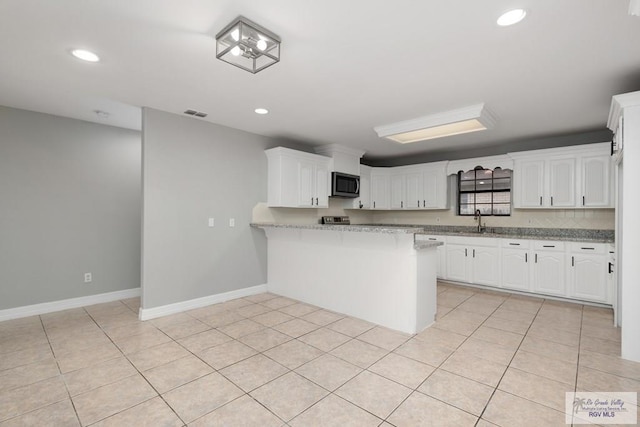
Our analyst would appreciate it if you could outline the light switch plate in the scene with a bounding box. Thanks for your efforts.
[208,218,215,227]
[229,218,235,227]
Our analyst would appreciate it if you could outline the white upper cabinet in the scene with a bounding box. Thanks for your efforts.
[580,154,612,207]
[379,162,448,210]
[265,147,330,208]
[548,158,576,207]
[370,169,390,210]
[512,142,612,209]
[352,165,371,209]
[390,172,405,209]
[516,160,545,207]
[422,165,448,208]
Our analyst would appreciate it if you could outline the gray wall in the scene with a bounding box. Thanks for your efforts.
[142,108,273,309]
[0,106,141,310]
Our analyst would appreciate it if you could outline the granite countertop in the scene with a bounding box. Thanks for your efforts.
[251,223,614,243]
[250,223,425,234]
[412,225,614,244]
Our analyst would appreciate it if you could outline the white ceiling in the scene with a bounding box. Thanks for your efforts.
[1,1,639,161]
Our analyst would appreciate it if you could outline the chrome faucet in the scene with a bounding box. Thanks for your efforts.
[474,209,485,233]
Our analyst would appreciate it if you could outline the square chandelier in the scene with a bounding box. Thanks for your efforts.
[215,16,281,74]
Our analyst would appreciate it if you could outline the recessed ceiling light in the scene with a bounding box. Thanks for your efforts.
[255,108,269,115]
[497,9,527,26]
[70,49,100,62]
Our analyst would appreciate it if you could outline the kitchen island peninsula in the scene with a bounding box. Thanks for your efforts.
[251,223,441,334]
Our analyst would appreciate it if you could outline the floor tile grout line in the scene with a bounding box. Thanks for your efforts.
[80,305,190,427]
[477,296,584,424]
[381,286,510,425]
[0,315,83,426]
[467,291,545,424]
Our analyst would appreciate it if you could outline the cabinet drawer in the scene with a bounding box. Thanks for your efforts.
[447,235,498,247]
[569,242,607,254]
[416,235,446,243]
[532,241,565,251]
[501,239,531,249]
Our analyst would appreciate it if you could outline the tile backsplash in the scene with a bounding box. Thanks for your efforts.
[252,199,614,230]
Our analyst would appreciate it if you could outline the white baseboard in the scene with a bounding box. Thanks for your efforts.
[139,284,268,321]
[0,288,141,322]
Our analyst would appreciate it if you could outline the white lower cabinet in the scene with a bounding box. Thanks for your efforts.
[439,236,612,305]
[445,237,499,287]
[568,243,610,303]
[531,242,567,297]
[501,240,531,292]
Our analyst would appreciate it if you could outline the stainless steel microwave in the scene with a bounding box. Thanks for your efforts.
[332,172,360,198]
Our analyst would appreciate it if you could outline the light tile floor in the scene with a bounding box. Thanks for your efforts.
[1,283,639,426]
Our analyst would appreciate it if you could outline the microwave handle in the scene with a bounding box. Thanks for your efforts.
[355,178,360,194]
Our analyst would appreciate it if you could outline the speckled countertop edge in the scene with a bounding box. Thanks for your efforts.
[250,223,614,243]
[411,225,614,243]
[250,223,425,234]
[414,241,444,250]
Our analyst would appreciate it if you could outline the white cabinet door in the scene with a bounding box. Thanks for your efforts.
[390,174,405,209]
[266,147,330,208]
[548,158,576,207]
[298,160,315,207]
[422,167,444,208]
[315,164,329,208]
[570,254,609,303]
[405,172,422,209]
[446,245,469,282]
[581,155,612,207]
[471,246,500,286]
[371,172,390,210]
[516,160,544,207]
[532,251,566,296]
[501,248,530,291]
[354,166,371,209]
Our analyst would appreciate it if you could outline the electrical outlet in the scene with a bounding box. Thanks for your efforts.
[84,273,92,283]
[208,217,215,227]
[436,217,440,223]
[229,218,235,227]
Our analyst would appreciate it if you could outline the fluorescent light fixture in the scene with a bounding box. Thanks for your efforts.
[497,9,527,26]
[374,103,496,144]
[70,49,100,62]
[215,16,281,73]
[254,108,269,115]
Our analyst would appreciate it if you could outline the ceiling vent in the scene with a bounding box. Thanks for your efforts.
[184,109,208,118]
